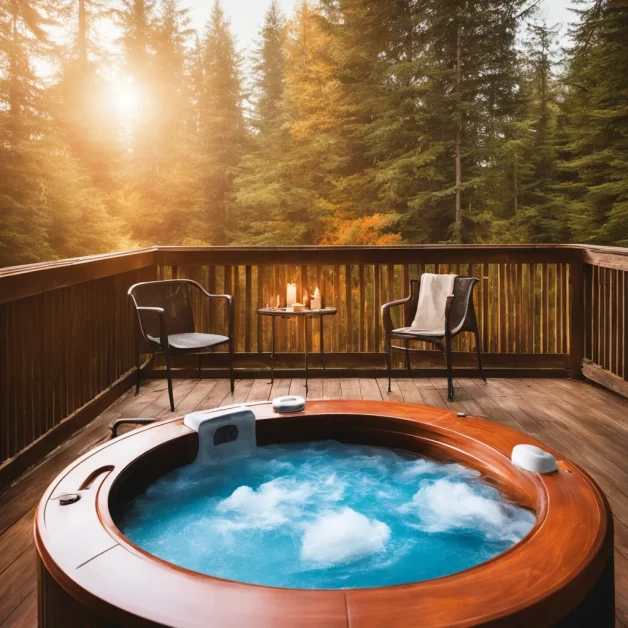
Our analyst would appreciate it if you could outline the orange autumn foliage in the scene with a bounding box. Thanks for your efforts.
[319,214,402,245]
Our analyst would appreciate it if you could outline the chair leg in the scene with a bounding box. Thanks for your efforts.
[135,346,141,395]
[164,350,175,412]
[445,338,454,402]
[229,340,235,393]
[405,340,412,375]
[386,338,393,393]
[475,330,486,382]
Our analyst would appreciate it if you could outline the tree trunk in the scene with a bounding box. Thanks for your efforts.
[455,23,462,239]
[514,158,518,213]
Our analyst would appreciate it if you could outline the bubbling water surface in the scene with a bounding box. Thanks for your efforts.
[117,441,535,589]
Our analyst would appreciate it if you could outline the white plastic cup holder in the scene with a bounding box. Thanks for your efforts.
[272,395,306,413]
[511,444,557,474]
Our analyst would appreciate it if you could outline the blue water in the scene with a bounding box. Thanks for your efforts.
[117,441,535,589]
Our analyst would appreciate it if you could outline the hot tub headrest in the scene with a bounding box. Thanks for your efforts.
[184,405,256,465]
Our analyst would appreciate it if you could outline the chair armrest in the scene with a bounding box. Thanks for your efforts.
[135,306,169,348]
[202,293,234,338]
[381,296,411,334]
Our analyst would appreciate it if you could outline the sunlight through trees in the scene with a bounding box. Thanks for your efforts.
[0,0,627,266]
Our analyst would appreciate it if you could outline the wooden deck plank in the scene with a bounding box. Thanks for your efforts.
[321,379,342,400]
[396,380,424,404]
[0,508,34,576]
[173,380,219,414]
[219,379,254,407]
[197,379,233,408]
[412,378,436,390]
[305,379,324,400]
[246,379,273,403]
[269,378,291,399]
[289,379,308,398]
[0,589,36,628]
[359,378,383,401]
[155,379,202,418]
[0,549,35,626]
[376,378,404,403]
[420,388,448,409]
[340,378,361,399]
[1,376,627,625]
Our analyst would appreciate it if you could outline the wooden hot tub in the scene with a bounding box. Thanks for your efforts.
[35,400,614,627]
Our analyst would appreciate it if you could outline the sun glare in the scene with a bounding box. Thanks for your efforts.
[111,78,142,120]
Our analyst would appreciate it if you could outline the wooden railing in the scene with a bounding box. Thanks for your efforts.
[154,246,578,369]
[580,246,628,395]
[0,243,626,490]
[0,250,157,487]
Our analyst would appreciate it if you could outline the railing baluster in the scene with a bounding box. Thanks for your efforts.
[359,264,365,353]
[374,264,380,354]
[345,265,352,352]
[245,266,252,353]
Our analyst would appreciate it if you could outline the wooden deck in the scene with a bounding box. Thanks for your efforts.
[1,376,627,627]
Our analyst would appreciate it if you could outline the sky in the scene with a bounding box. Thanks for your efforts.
[185,0,576,53]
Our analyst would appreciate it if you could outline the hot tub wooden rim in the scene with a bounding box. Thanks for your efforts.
[35,400,613,628]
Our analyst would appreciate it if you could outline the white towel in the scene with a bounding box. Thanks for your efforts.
[410,273,457,334]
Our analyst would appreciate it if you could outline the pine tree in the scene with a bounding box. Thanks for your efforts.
[0,0,56,264]
[232,0,296,244]
[316,0,413,245]
[52,0,119,181]
[253,0,286,128]
[316,0,532,244]
[560,0,628,244]
[200,0,247,245]
[114,0,157,166]
[423,0,534,242]
[153,0,193,151]
[509,21,569,243]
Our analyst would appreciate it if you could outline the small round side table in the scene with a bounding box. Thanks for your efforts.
[257,307,337,389]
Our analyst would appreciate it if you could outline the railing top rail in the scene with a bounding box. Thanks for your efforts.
[155,244,583,266]
[574,244,628,270]
[0,248,157,304]
[1,243,626,305]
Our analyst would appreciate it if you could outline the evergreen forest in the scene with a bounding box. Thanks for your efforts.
[1,0,627,267]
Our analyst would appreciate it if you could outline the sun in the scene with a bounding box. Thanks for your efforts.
[111,77,143,120]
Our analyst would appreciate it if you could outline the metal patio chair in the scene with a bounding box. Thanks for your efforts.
[382,277,485,401]
[128,279,234,412]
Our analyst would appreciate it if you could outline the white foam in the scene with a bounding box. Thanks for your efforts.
[215,475,345,532]
[398,459,480,481]
[301,508,391,566]
[403,479,535,543]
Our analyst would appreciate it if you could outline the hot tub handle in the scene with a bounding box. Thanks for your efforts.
[111,418,157,439]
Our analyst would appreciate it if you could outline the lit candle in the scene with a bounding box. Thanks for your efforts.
[287,283,297,309]
[311,287,322,311]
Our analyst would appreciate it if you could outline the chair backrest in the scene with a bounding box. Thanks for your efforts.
[448,277,479,334]
[129,280,195,340]
[406,276,479,334]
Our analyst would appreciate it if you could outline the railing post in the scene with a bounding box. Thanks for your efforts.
[569,262,585,378]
